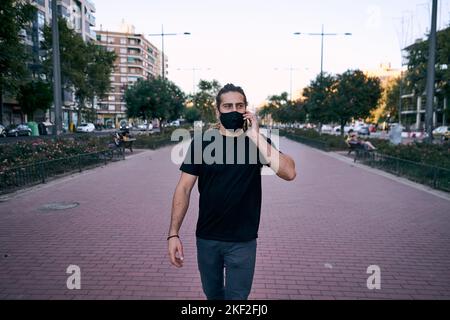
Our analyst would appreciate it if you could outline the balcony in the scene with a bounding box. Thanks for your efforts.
[87,13,95,26]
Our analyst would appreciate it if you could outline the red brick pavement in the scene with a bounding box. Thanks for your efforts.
[0,136,449,300]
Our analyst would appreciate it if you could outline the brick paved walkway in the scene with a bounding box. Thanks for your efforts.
[0,135,449,300]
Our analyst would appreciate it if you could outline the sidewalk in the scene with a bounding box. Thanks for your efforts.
[0,137,449,300]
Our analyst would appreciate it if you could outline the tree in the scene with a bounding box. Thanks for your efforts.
[259,92,306,126]
[330,70,382,135]
[183,106,201,124]
[125,77,185,132]
[384,77,401,122]
[302,73,337,128]
[43,19,116,123]
[0,0,36,123]
[85,42,116,114]
[191,80,221,123]
[16,80,53,120]
[403,27,450,117]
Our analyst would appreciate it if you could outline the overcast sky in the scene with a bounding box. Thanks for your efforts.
[93,0,450,109]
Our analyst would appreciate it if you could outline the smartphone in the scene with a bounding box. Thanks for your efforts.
[243,119,249,132]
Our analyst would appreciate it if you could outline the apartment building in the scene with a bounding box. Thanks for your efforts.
[95,26,163,128]
[0,0,97,127]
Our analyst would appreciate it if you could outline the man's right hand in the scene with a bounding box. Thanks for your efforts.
[168,237,184,268]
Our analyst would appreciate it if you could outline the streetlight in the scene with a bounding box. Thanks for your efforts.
[51,0,62,135]
[176,67,212,93]
[274,66,309,101]
[294,24,352,77]
[148,25,191,79]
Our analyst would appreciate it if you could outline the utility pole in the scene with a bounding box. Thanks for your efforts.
[294,25,352,78]
[149,26,191,79]
[425,0,438,142]
[51,0,62,135]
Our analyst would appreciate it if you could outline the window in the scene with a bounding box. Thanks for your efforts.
[120,48,127,54]
[108,96,115,101]
[120,57,126,63]
[37,11,45,29]
[109,76,115,82]
[130,68,136,74]
[120,67,127,73]
[108,105,115,111]
[101,35,107,42]
[107,47,115,52]
[121,77,127,83]
[120,38,127,45]
[107,37,114,44]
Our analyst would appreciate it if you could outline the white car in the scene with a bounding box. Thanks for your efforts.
[76,123,95,133]
[137,123,153,131]
[321,124,333,132]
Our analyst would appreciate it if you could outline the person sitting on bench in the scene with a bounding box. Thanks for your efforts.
[346,129,376,151]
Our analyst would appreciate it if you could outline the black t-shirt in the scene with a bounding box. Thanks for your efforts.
[179,129,280,242]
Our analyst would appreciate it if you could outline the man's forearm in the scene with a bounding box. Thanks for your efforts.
[247,131,280,171]
[247,131,296,181]
[169,186,191,236]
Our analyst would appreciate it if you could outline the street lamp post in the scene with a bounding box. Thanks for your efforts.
[176,67,212,94]
[148,25,191,79]
[425,0,438,142]
[274,66,308,101]
[294,24,352,77]
[51,0,63,135]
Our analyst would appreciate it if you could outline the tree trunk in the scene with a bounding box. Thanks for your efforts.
[0,86,3,125]
[159,118,164,134]
[340,120,345,137]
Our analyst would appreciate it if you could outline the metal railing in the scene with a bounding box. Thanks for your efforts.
[283,133,330,151]
[0,148,124,194]
[358,152,450,192]
[282,131,449,192]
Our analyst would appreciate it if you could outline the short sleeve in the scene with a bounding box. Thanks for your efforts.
[180,139,202,176]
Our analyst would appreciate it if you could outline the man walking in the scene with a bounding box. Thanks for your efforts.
[168,83,296,300]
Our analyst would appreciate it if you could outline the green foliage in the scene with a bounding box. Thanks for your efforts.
[42,19,116,116]
[16,80,53,119]
[303,73,337,124]
[404,27,450,99]
[191,80,221,123]
[183,107,201,123]
[260,92,306,124]
[330,70,382,132]
[124,77,185,126]
[0,0,36,94]
[0,137,108,171]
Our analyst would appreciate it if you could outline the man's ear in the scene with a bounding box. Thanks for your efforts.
[216,108,220,120]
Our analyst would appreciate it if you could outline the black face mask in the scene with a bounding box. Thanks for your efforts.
[219,111,245,130]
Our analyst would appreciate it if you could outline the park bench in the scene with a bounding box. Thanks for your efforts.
[119,138,136,153]
[346,141,373,163]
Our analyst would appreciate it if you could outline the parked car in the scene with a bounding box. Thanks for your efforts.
[321,124,333,133]
[333,125,354,134]
[432,126,449,141]
[357,125,370,136]
[168,120,181,127]
[76,123,95,133]
[0,124,6,137]
[6,124,32,137]
[137,123,153,131]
